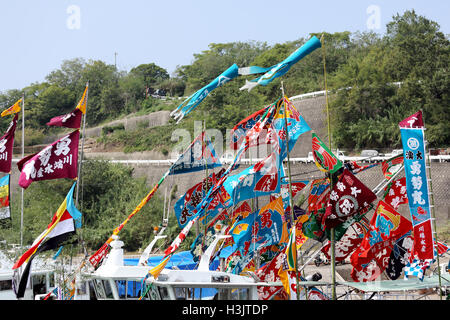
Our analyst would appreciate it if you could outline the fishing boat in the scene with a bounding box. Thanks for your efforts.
[82,234,275,300]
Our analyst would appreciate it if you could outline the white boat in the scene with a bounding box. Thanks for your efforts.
[83,235,273,300]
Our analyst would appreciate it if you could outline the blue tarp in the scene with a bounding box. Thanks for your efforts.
[123,246,234,271]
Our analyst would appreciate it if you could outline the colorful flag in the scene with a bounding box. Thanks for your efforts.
[284,226,297,272]
[229,106,268,150]
[350,200,412,282]
[322,219,369,262]
[383,177,408,209]
[223,150,282,206]
[312,133,343,174]
[256,251,285,300]
[17,130,80,189]
[170,64,240,123]
[404,259,432,281]
[12,183,82,298]
[148,253,173,280]
[169,131,222,175]
[174,168,226,228]
[0,114,18,173]
[75,84,88,114]
[386,232,414,280]
[1,98,21,117]
[322,169,376,229]
[399,110,434,260]
[346,160,379,175]
[269,96,311,160]
[230,197,285,258]
[0,175,11,224]
[381,154,404,180]
[240,36,321,92]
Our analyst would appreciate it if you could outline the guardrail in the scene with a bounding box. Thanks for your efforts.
[10,155,449,166]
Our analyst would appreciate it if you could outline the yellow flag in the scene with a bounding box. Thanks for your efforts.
[149,254,172,279]
[75,85,88,114]
[1,98,22,117]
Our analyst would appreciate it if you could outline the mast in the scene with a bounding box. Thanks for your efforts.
[20,93,24,248]
[75,81,89,207]
[321,34,337,300]
[422,109,442,300]
[280,81,301,299]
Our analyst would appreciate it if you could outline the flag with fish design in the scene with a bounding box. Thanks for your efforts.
[240,36,321,92]
[350,200,412,282]
[381,154,404,180]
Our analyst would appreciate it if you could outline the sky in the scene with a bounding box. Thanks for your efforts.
[0,0,449,92]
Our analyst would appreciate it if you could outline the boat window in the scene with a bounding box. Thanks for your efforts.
[31,274,47,296]
[93,279,106,299]
[174,287,195,300]
[115,280,142,299]
[0,280,12,291]
[231,288,249,300]
[48,273,55,288]
[102,280,114,299]
[157,286,169,300]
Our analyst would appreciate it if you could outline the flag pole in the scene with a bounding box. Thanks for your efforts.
[421,109,442,300]
[75,82,88,207]
[320,34,337,300]
[75,82,89,257]
[280,81,301,300]
[20,93,25,248]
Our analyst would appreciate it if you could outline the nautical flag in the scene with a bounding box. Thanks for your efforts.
[0,114,18,173]
[270,179,309,224]
[47,108,83,129]
[270,96,311,160]
[381,154,404,180]
[230,197,285,258]
[386,232,414,280]
[164,217,198,257]
[229,106,268,150]
[285,226,297,272]
[240,36,322,92]
[321,219,369,263]
[311,133,342,174]
[149,253,173,280]
[322,169,376,229]
[174,168,226,228]
[75,84,88,114]
[256,251,285,300]
[346,160,379,175]
[170,64,241,123]
[169,131,222,175]
[1,98,21,117]
[383,177,408,210]
[223,150,282,206]
[0,175,11,224]
[350,200,412,282]
[403,259,432,281]
[12,183,82,298]
[399,110,434,260]
[17,130,80,189]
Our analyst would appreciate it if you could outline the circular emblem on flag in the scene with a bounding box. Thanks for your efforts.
[407,137,420,150]
[335,195,359,218]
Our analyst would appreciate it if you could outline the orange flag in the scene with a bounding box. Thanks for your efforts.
[1,98,22,117]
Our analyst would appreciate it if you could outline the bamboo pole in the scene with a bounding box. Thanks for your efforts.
[280,82,302,300]
[421,109,442,300]
[320,34,337,300]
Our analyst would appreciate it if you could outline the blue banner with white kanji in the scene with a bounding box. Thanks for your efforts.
[400,127,434,260]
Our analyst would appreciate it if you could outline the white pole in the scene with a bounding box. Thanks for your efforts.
[75,82,89,207]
